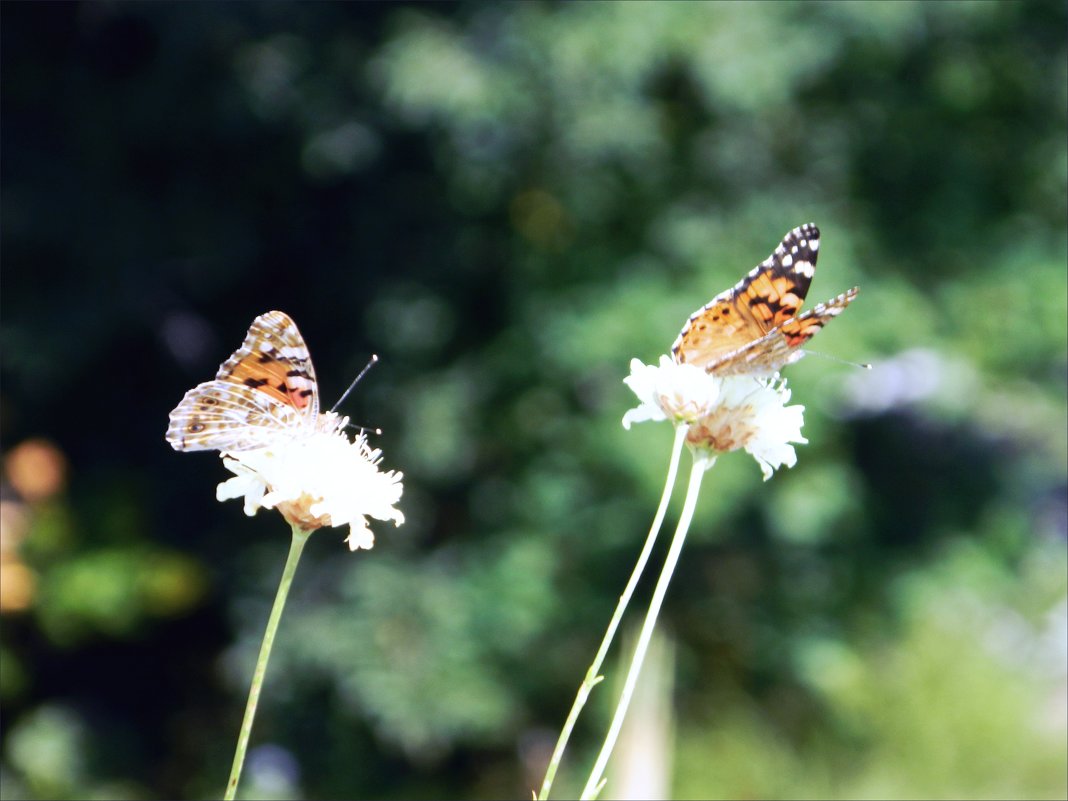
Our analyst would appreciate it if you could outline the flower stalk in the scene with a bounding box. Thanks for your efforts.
[541,355,806,797]
[538,424,689,801]
[225,523,312,800]
[579,450,712,800]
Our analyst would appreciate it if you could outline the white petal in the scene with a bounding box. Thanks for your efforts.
[622,403,665,430]
[344,519,376,551]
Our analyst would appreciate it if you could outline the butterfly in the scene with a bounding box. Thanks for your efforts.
[166,311,331,453]
[671,223,858,376]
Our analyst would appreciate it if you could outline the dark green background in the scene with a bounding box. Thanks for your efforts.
[2,2,1065,799]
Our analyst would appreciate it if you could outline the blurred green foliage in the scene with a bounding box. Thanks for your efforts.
[1,2,1065,799]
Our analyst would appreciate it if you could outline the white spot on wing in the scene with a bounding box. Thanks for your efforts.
[278,345,307,360]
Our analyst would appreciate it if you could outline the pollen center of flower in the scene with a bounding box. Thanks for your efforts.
[276,493,331,532]
[686,405,758,453]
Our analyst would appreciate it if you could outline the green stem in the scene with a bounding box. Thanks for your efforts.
[580,449,712,800]
[224,524,312,800]
[538,425,688,801]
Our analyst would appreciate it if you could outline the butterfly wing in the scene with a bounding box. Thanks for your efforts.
[166,310,320,452]
[672,223,853,375]
[166,379,308,452]
[711,286,859,375]
[216,310,319,421]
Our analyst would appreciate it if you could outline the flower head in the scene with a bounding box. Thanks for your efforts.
[622,356,725,429]
[216,412,405,550]
[622,356,807,480]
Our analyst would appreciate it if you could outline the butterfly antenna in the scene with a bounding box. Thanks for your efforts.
[330,354,379,413]
[805,349,872,370]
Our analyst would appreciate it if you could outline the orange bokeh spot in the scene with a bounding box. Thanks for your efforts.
[0,561,36,612]
[5,438,68,503]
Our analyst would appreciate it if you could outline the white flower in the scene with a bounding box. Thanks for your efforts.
[216,412,405,550]
[622,356,725,429]
[622,356,807,480]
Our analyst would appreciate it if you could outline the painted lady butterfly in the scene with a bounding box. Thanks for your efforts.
[671,223,858,376]
[167,311,332,453]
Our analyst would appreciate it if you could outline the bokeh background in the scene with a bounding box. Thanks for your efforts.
[2,2,1066,799]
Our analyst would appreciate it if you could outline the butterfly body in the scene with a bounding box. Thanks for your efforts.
[167,311,329,453]
[671,223,857,376]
